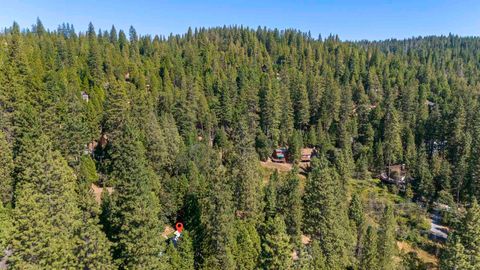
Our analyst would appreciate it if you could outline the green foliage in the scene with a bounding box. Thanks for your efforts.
[348,193,366,264]
[264,170,279,220]
[105,123,167,269]
[10,134,113,268]
[3,21,480,268]
[383,101,403,165]
[291,72,310,131]
[79,155,98,183]
[0,202,13,252]
[440,235,469,270]
[402,252,429,270]
[277,168,303,247]
[261,215,293,270]
[255,130,271,161]
[303,156,350,269]
[308,240,326,270]
[288,130,303,163]
[278,83,294,146]
[349,194,365,228]
[355,153,370,180]
[377,204,397,270]
[76,171,115,269]
[0,131,13,205]
[166,231,195,270]
[359,226,379,270]
[231,145,263,222]
[233,220,261,270]
[200,168,236,270]
[414,145,434,202]
[455,199,480,268]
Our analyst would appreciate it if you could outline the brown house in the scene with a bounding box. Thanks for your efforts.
[380,164,408,186]
[301,148,314,162]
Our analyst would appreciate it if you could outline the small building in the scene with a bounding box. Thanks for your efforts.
[426,100,436,107]
[99,134,108,149]
[272,148,287,163]
[84,140,98,155]
[380,164,407,187]
[301,148,314,162]
[81,91,89,102]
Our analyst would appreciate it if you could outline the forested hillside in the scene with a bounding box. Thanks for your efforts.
[1,19,480,269]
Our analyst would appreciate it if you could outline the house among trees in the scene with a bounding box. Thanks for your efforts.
[380,164,408,187]
[271,148,287,163]
[301,148,315,162]
[426,100,436,107]
[84,140,98,155]
[99,134,108,149]
[81,91,89,102]
[271,147,316,163]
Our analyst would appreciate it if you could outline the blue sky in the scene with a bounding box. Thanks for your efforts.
[1,0,479,41]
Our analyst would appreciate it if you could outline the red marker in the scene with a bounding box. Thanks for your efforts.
[175,222,184,233]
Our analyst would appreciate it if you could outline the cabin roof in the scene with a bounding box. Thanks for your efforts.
[301,148,313,156]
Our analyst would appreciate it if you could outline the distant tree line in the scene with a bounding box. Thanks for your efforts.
[1,19,480,269]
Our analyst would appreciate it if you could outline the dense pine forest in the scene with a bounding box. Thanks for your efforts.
[1,19,480,269]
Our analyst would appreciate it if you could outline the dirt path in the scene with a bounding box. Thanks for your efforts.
[91,183,114,204]
[260,159,308,179]
[260,159,293,172]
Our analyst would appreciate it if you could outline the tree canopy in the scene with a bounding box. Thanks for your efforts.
[0,20,479,269]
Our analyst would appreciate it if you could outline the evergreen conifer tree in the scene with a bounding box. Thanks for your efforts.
[106,123,167,269]
[383,101,403,166]
[264,170,279,220]
[0,202,13,253]
[440,235,469,270]
[200,168,236,270]
[308,240,326,270]
[348,193,365,259]
[10,135,82,268]
[377,204,397,270]
[359,226,379,270]
[415,145,434,201]
[0,131,13,205]
[458,199,480,267]
[303,156,348,269]
[261,215,293,270]
[234,220,261,270]
[277,168,303,247]
[76,157,115,269]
